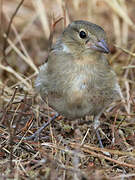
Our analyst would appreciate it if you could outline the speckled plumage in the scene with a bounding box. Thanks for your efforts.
[35,20,121,124]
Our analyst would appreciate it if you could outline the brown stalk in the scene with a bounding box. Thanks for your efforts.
[2,0,25,65]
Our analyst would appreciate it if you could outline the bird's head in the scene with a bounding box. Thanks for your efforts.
[61,20,110,56]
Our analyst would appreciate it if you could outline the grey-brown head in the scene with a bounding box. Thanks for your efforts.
[61,20,110,55]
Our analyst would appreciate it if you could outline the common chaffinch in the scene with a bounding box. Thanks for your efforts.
[35,20,122,145]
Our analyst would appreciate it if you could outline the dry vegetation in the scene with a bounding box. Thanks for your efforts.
[0,0,135,179]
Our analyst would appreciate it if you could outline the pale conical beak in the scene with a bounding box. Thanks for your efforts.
[90,39,110,54]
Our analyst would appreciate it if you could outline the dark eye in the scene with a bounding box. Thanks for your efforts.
[79,31,87,39]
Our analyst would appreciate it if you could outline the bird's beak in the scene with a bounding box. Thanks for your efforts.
[87,39,110,54]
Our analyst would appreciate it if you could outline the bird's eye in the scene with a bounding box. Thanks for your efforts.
[79,30,87,39]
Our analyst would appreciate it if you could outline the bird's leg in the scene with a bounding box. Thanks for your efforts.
[93,110,104,148]
[17,113,60,141]
[93,111,111,156]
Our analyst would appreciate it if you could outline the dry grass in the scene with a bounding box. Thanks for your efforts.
[0,0,135,179]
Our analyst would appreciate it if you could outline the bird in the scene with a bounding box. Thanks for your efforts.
[34,20,122,145]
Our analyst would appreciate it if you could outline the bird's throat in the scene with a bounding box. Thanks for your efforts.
[74,52,103,65]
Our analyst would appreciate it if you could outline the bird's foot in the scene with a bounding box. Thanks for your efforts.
[93,115,110,156]
[93,116,103,147]
[95,128,110,156]
[17,113,59,141]
[95,129,104,148]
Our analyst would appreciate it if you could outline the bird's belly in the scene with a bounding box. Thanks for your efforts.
[65,88,108,118]
[47,79,120,119]
[48,88,109,119]
[48,88,89,118]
